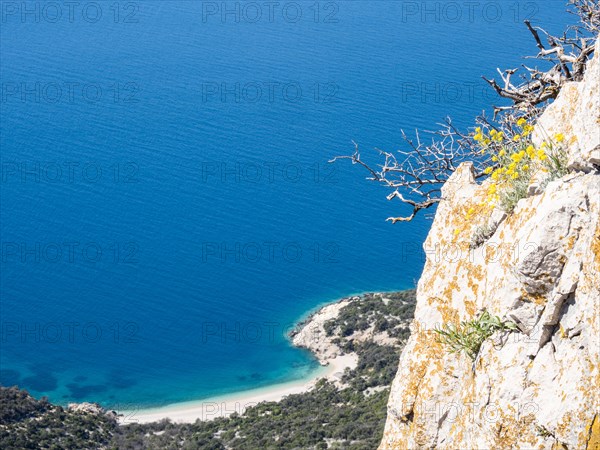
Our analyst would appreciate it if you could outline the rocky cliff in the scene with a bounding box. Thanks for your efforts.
[380,40,600,449]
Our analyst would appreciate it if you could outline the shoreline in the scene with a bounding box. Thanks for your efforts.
[120,294,368,424]
[122,354,357,424]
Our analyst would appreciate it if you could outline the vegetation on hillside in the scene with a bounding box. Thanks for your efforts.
[1,290,416,450]
[0,386,117,449]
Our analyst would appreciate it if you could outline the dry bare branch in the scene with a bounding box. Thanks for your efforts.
[332,1,598,222]
[483,0,598,115]
[329,118,491,222]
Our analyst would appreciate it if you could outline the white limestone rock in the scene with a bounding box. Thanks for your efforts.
[380,41,600,450]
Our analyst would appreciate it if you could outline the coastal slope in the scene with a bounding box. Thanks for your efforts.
[1,291,416,449]
[379,40,600,449]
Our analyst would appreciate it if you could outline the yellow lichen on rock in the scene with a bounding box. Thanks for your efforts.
[586,415,600,450]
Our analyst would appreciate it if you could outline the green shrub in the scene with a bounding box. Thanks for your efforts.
[434,310,517,360]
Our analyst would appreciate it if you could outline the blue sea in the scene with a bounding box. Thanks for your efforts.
[0,1,569,409]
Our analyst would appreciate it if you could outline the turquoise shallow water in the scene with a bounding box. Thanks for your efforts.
[0,1,569,408]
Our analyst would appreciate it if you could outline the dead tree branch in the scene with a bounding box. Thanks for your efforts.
[483,0,598,115]
[332,0,598,222]
[329,119,491,222]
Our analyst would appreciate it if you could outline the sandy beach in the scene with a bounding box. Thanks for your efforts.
[122,354,357,424]
[120,298,360,424]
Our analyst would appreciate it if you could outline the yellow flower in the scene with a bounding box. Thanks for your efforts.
[508,162,517,170]
[517,118,527,127]
[523,125,534,134]
[491,171,500,181]
[493,132,504,142]
[512,172,519,179]
[511,152,523,163]
[537,149,547,161]
[513,134,521,142]
[490,129,497,136]
[554,133,565,143]
[454,229,460,236]
[526,145,535,158]
[522,164,530,171]
[475,127,481,133]
[488,184,497,194]
[474,133,483,142]
[499,149,506,157]
[486,193,499,204]
[484,167,493,174]
[467,207,475,216]
[491,156,498,162]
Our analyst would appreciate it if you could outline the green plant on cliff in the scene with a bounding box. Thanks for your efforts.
[434,310,518,361]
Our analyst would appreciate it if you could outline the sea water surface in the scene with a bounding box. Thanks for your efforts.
[0,1,569,408]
